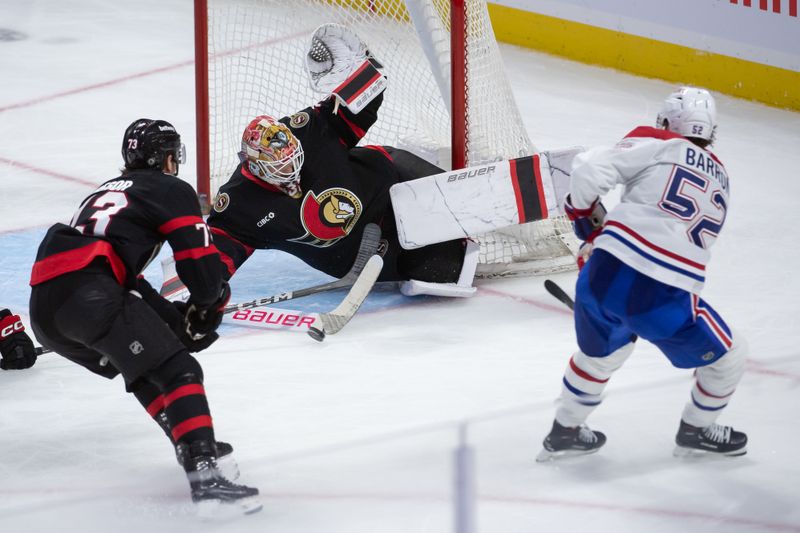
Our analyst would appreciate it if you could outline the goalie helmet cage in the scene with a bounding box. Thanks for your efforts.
[193,0,577,277]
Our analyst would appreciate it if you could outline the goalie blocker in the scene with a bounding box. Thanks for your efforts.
[390,148,581,249]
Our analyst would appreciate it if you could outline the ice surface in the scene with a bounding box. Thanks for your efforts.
[1,1,799,532]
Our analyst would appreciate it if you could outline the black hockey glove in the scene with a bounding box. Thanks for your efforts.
[183,281,231,342]
[136,278,218,353]
[172,301,220,353]
[0,309,37,370]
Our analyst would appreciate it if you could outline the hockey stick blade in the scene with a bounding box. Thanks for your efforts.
[310,254,383,339]
[544,279,574,310]
[224,222,382,314]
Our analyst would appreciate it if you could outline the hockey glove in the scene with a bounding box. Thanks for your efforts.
[306,23,383,94]
[564,194,606,241]
[171,300,220,353]
[0,309,37,370]
[135,278,217,353]
[576,230,601,270]
[183,281,231,342]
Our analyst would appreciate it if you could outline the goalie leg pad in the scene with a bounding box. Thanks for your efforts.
[399,240,479,298]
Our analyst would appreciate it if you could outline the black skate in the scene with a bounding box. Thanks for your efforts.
[177,440,240,481]
[674,420,747,457]
[184,441,262,517]
[536,420,607,462]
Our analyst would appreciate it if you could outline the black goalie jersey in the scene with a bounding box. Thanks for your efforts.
[207,93,406,280]
[30,169,223,307]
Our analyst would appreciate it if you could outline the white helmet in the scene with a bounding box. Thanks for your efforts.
[656,87,717,144]
[240,115,305,196]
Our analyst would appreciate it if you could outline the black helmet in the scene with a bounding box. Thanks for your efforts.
[121,118,185,172]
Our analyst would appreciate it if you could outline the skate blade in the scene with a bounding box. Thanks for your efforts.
[673,445,747,458]
[195,496,263,519]
[216,454,241,481]
[536,447,601,463]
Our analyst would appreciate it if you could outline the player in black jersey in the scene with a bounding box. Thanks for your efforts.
[198,24,479,300]
[28,118,261,514]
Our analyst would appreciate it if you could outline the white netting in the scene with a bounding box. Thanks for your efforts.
[205,0,576,276]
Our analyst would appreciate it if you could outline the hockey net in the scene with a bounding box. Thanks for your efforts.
[197,0,577,277]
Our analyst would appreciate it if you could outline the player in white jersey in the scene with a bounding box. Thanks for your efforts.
[537,87,748,461]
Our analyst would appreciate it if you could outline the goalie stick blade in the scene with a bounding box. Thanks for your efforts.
[543,279,575,311]
[317,255,383,335]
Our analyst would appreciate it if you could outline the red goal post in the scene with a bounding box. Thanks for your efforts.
[193,0,577,276]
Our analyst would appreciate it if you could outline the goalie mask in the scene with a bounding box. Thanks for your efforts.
[122,118,186,175]
[240,115,305,197]
[656,87,717,145]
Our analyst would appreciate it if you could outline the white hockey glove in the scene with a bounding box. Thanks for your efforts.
[306,23,386,113]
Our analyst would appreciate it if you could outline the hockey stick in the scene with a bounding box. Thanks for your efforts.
[34,256,383,354]
[544,279,637,342]
[223,222,382,313]
[543,279,574,310]
[31,224,384,355]
[308,254,383,341]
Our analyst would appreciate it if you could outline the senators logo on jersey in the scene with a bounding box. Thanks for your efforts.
[213,192,230,213]
[290,188,362,247]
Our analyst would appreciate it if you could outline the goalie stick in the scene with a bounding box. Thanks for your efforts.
[307,254,383,341]
[223,222,382,314]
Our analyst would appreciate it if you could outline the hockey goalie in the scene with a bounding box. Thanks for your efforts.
[163,23,575,303]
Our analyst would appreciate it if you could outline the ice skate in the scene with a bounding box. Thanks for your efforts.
[536,420,606,462]
[177,440,240,481]
[184,441,261,517]
[674,420,747,457]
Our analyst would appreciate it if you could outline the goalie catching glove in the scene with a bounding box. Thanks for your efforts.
[306,23,386,113]
[0,309,37,370]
